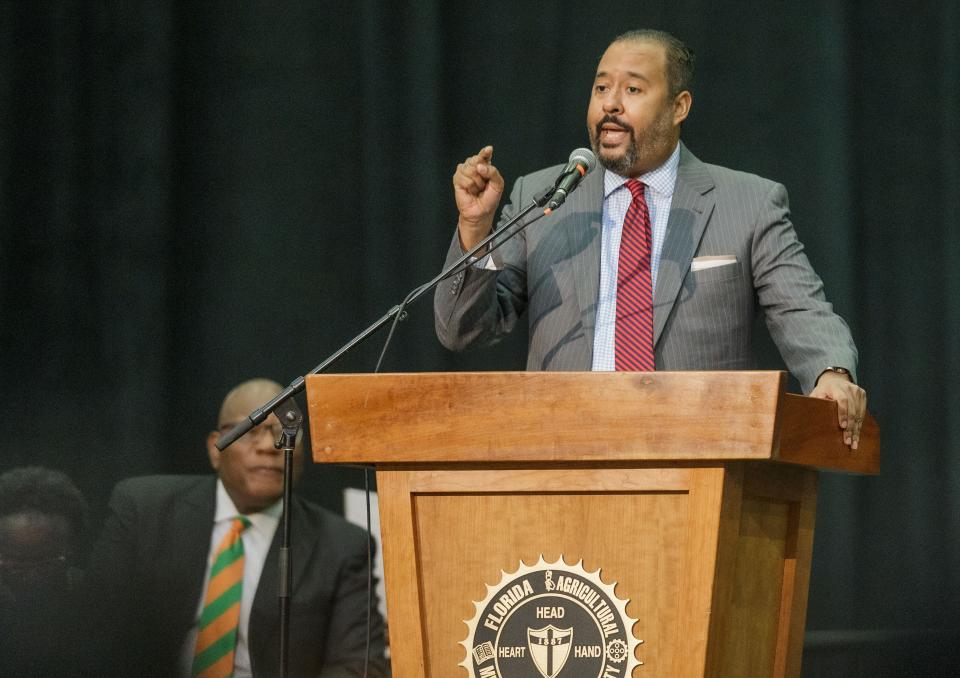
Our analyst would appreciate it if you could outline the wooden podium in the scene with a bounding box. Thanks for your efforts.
[306,371,879,678]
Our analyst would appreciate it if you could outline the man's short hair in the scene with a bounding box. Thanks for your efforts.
[613,29,695,98]
[0,466,89,539]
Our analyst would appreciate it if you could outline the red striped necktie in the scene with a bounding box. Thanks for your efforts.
[614,179,656,371]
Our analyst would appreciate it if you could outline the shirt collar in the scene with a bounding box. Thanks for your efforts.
[603,141,681,199]
[214,478,283,535]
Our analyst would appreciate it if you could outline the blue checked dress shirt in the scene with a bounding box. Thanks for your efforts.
[591,142,681,371]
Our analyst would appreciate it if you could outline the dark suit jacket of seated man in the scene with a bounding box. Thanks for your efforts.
[83,379,387,678]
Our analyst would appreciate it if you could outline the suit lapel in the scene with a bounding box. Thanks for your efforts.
[168,478,217,627]
[653,145,716,346]
[249,496,318,663]
[566,166,605,359]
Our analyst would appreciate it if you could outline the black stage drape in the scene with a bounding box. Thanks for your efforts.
[1,2,957,675]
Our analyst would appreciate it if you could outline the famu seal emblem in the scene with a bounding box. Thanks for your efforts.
[460,556,643,677]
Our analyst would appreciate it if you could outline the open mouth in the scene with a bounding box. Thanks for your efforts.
[597,118,632,146]
[600,127,629,145]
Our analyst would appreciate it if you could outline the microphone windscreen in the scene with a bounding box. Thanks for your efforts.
[567,147,597,175]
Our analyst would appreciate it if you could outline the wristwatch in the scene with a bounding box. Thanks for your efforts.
[824,366,850,376]
[818,366,852,383]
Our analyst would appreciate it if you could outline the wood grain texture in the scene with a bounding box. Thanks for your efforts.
[702,465,746,678]
[774,469,817,678]
[376,463,822,678]
[777,394,880,474]
[672,467,730,678]
[405,466,692,493]
[306,371,879,474]
[702,464,818,678]
[310,372,875,678]
[376,471,427,677]
[719,495,790,676]
[394,467,697,677]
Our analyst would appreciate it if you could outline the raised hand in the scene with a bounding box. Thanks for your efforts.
[452,145,505,251]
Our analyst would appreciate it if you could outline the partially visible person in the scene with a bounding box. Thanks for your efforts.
[84,378,386,677]
[0,466,89,677]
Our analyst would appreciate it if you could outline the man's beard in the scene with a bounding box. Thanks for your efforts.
[589,107,674,176]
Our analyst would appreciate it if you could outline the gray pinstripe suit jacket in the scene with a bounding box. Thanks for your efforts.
[434,144,857,394]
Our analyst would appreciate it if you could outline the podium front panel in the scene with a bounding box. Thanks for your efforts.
[377,463,815,678]
[380,466,708,677]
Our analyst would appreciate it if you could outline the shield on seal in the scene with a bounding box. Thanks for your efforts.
[527,625,573,678]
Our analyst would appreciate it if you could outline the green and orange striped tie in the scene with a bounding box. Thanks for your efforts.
[191,516,251,678]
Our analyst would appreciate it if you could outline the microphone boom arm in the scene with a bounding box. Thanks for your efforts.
[215,186,555,451]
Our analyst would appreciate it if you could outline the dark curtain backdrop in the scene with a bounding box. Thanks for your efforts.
[2,1,958,675]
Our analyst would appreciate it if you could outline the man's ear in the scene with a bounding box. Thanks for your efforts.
[673,90,692,126]
[206,431,222,471]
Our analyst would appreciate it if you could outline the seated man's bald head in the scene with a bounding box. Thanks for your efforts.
[217,378,284,427]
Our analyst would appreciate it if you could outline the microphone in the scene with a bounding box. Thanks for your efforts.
[545,148,597,213]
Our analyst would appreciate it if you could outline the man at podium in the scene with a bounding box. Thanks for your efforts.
[434,28,867,449]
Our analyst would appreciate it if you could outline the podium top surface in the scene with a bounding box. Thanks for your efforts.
[305,371,879,474]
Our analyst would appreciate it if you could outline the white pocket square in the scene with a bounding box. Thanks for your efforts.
[690,255,738,272]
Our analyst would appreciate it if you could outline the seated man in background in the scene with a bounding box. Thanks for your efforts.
[0,466,89,678]
[84,378,386,678]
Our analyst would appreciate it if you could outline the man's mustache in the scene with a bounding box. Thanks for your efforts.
[595,115,635,139]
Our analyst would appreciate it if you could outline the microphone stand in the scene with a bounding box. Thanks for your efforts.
[215,183,557,678]
[272,397,303,678]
